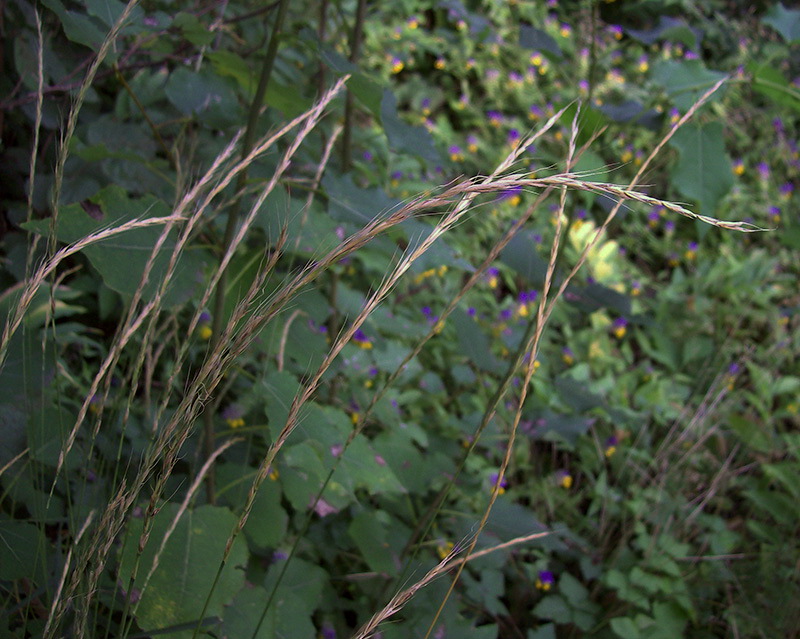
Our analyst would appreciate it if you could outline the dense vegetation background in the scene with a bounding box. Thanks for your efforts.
[1,0,798,637]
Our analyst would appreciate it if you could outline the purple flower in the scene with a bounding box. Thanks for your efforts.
[497,186,522,201]
[489,472,508,491]
[758,162,769,180]
[536,570,555,590]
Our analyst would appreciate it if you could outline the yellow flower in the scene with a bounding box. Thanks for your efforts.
[198,324,213,340]
[437,540,454,560]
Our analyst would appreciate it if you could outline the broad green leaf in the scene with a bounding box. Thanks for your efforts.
[381,90,440,163]
[42,0,105,49]
[118,504,248,638]
[763,3,800,43]
[748,61,800,113]
[0,520,47,582]
[610,616,642,639]
[27,404,83,470]
[533,595,572,624]
[348,510,396,574]
[319,46,384,118]
[669,122,733,216]
[23,185,210,308]
[627,16,699,49]
[519,25,562,57]
[558,102,608,146]
[528,624,556,639]
[762,463,800,499]
[651,60,727,112]
[243,480,287,549]
[559,572,590,603]
[261,370,301,441]
[263,557,328,619]
[537,411,595,446]
[572,150,609,207]
[500,230,551,287]
[555,377,604,412]
[323,171,400,228]
[207,50,256,96]
[484,498,565,551]
[173,12,215,45]
[165,67,243,127]
[450,307,504,374]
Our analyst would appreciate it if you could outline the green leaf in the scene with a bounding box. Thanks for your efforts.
[538,411,595,446]
[244,479,287,549]
[527,623,556,639]
[118,504,248,638]
[485,498,565,551]
[748,61,800,113]
[0,520,47,582]
[450,307,504,374]
[651,60,727,112]
[23,186,210,308]
[165,67,243,127]
[348,510,396,574]
[207,50,257,96]
[500,230,551,287]
[42,0,105,49]
[263,557,328,620]
[610,616,642,639]
[627,16,698,49]
[323,171,400,228]
[519,25,562,57]
[669,122,733,216]
[173,12,215,45]
[533,595,571,623]
[559,572,589,603]
[761,462,800,499]
[763,3,800,43]
[319,46,383,118]
[381,90,440,163]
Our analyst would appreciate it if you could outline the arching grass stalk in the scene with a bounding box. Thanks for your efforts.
[42,79,345,639]
[205,0,291,504]
[423,77,744,637]
[423,107,584,638]
[252,107,574,637]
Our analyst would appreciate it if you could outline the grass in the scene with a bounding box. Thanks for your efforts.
[2,2,797,638]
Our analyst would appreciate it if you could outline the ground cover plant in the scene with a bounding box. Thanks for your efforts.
[1,0,799,637]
